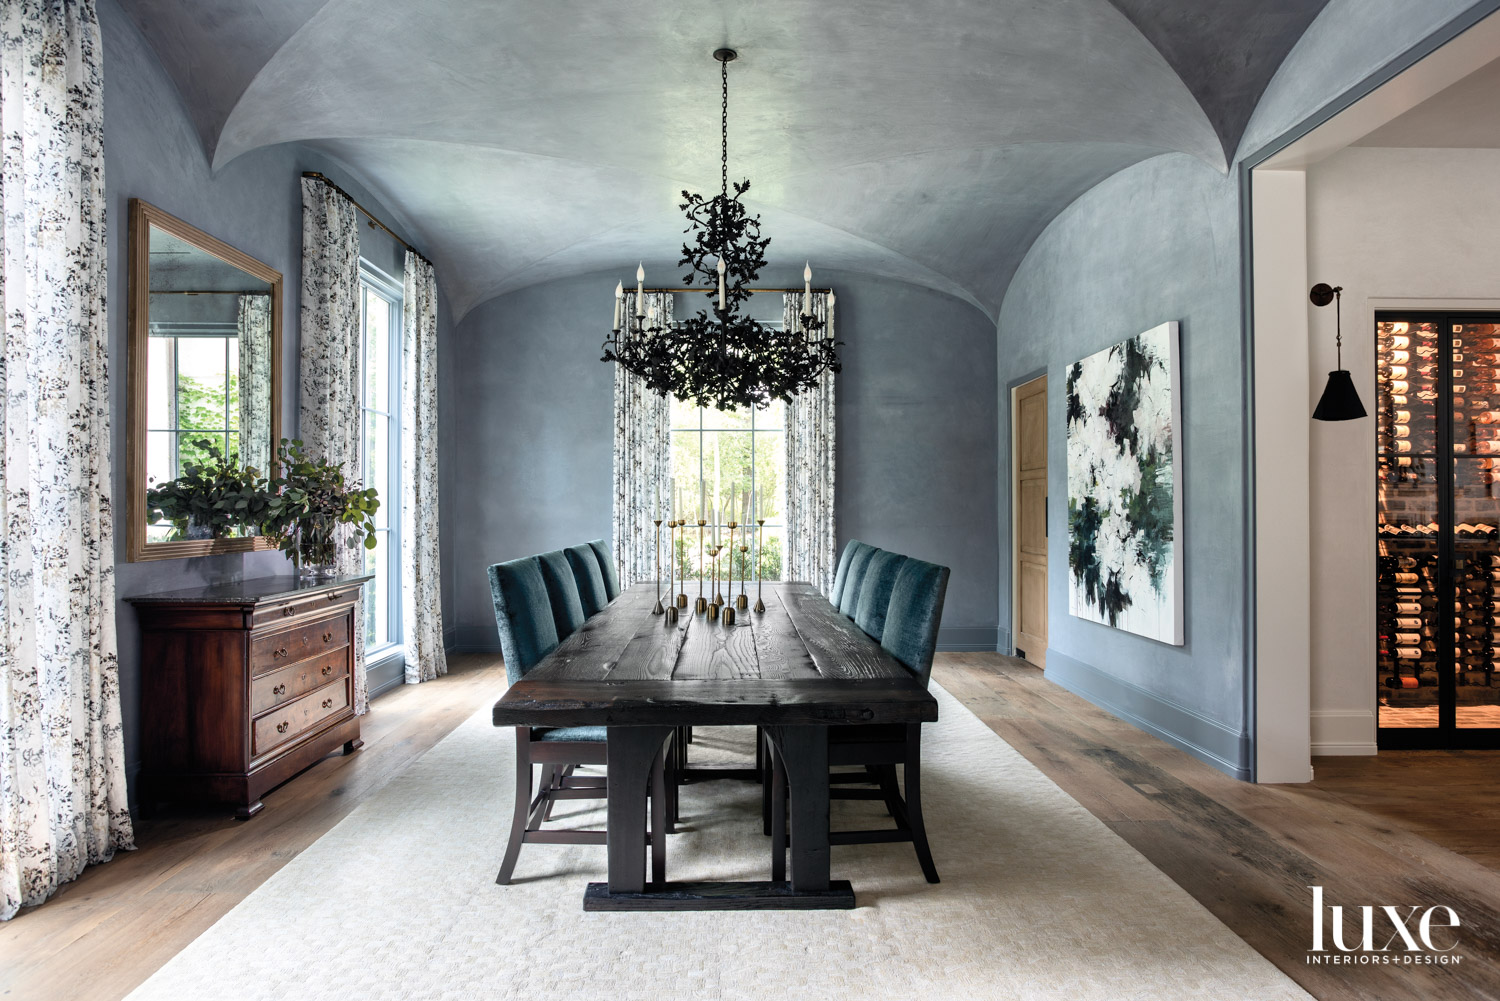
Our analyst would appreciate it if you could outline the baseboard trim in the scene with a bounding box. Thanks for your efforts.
[1044,650,1252,780]
[366,650,406,700]
[937,626,1001,652]
[1310,709,1377,756]
[450,624,502,654]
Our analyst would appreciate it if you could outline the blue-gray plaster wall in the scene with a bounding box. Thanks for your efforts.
[995,153,1249,777]
[101,0,451,804]
[447,266,999,654]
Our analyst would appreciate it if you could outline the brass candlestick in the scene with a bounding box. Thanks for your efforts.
[652,519,665,614]
[663,519,679,622]
[695,519,708,613]
[724,522,738,625]
[707,545,722,620]
[753,518,766,613]
[674,519,688,608]
[737,538,750,609]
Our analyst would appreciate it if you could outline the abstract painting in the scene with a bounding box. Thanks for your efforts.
[1065,321,1183,645]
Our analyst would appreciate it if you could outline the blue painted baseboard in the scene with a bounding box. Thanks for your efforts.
[1044,650,1252,780]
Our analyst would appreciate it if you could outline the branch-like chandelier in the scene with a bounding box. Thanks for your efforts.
[602,48,841,411]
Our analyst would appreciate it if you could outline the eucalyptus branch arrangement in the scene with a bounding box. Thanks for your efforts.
[145,438,270,540]
[261,438,380,574]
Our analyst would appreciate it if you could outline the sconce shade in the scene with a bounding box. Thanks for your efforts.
[1313,369,1367,421]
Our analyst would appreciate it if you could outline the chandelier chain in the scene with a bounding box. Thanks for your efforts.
[721,57,729,204]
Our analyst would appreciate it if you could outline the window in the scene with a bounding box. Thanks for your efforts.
[670,395,786,584]
[144,316,242,542]
[359,264,402,654]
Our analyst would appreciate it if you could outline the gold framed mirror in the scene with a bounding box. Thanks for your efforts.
[126,199,283,562]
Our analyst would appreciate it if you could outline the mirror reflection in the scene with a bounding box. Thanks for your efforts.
[144,225,274,543]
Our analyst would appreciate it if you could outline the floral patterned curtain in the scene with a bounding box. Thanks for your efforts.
[612,291,673,587]
[401,251,446,684]
[236,293,273,475]
[298,177,367,713]
[784,292,837,594]
[0,0,134,921]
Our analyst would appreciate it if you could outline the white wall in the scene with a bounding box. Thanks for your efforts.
[1306,145,1500,754]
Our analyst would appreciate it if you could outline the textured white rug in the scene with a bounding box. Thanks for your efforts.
[126,685,1311,1001]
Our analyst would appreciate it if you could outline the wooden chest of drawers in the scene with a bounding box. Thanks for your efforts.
[126,575,371,818]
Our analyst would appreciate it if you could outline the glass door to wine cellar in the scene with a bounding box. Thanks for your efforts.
[1377,312,1500,749]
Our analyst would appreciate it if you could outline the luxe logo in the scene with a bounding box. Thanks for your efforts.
[1307,886,1462,965]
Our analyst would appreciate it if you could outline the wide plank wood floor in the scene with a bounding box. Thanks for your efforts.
[0,653,508,1001]
[3,650,1498,1001]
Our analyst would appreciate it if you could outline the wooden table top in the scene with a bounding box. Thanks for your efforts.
[491,582,939,729]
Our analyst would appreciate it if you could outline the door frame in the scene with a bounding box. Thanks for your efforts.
[1011,371,1049,666]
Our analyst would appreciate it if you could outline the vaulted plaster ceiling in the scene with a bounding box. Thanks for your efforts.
[117,0,1329,320]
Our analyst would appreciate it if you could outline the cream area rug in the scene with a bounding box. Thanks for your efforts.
[126,685,1311,1001]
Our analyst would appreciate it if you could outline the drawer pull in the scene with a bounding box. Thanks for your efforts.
[272,646,288,659]
[322,631,334,643]
[282,606,295,617]
[322,698,333,709]
[326,591,340,601]
[273,683,286,696]
[321,664,334,677]
[276,721,289,734]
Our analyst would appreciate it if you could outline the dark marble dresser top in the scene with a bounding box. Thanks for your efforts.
[124,574,372,605]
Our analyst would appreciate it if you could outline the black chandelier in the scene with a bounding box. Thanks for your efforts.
[602,48,841,411]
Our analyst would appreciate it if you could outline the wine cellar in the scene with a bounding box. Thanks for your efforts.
[1377,312,1500,748]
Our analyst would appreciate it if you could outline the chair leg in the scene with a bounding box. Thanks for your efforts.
[761,729,773,836]
[905,723,940,884]
[651,745,667,885]
[874,763,906,824]
[541,764,561,820]
[496,727,533,885]
[770,742,787,883]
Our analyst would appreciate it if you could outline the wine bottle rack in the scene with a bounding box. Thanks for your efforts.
[1377,314,1500,747]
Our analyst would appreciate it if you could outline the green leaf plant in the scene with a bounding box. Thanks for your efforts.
[145,438,271,541]
[260,438,381,572]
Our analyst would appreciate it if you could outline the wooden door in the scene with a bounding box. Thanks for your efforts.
[1014,377,1048,667]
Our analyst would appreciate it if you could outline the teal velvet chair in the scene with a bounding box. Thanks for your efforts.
[770,549,950,884]
[836,542,878,618]
[854,549,908,640]
[490,556,664,886]
[536,549,586,641]
[828,540,861,607]
[565,544,610,617]
[587,539,621,601]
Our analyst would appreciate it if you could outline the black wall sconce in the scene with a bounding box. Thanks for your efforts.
[1309,282,1367,421]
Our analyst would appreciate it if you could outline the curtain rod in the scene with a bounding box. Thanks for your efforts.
[301,172,434,269]
[636,288,835,294]
[149,289,269,295]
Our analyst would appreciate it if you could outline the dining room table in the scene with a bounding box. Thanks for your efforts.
[490,579,939,910]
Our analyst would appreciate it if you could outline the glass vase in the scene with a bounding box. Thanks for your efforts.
[297,521,344,580]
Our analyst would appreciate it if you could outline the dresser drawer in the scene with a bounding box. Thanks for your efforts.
[251,648,349,716]
[252,678,350,758]
[252,614,349,674]
[251,586,357,628]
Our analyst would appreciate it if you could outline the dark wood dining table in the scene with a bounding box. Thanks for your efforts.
[491,580,939,910]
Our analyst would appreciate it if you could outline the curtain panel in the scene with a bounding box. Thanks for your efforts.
[298,177,368,713]
[784,292,837,594]
[0,0,134,921]
[400,251,446,684]
[611,291,673,587]
[236,293,273,474]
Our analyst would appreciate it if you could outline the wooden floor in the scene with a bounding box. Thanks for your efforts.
[2,651,1498,1001]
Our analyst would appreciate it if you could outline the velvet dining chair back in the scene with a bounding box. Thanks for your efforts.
[565,544,610,617]
[879,558,950,688]
[587,539,621,600]
[854,549,909,640]
[536,549,586,641]
[828,540,861,607]
[488,557,561,685]
[836,542,878,618]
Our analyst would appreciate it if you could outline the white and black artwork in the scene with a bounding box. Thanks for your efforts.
[1065,321,1183,645]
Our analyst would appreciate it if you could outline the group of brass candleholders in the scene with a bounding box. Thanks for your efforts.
[650,512,770,625]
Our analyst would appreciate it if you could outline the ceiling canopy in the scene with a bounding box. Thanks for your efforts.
[118,0,1329,319]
